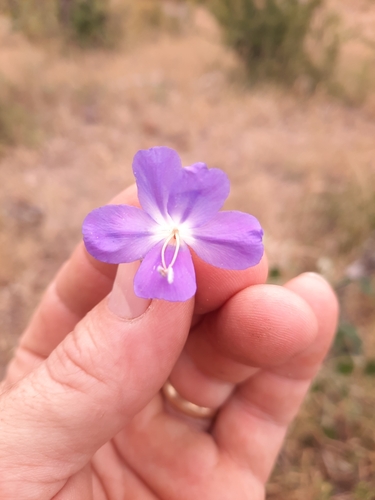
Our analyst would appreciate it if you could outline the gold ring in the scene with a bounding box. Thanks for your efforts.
[162,380,217,419]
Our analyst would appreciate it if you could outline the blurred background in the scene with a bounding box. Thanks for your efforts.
[0,0,374,497]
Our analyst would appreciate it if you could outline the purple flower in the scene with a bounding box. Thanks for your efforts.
[82,146,264,302]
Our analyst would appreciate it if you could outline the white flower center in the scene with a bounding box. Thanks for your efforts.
[157,228,181,284]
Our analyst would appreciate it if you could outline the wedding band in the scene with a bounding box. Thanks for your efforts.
[162,380,217,419]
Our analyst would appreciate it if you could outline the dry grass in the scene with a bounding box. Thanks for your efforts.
[0,1,375,497]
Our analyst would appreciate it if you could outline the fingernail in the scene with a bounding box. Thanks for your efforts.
[108,262,151,319]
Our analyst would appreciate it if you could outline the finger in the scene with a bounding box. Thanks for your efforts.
[29,183,139,348]
[213,273,339,482]
[192,251,268,315]
[280,272,339,378]
[6,186,139,383]
[169,280,317,408]
[6,246,117,384]
[114,398,264,500]
[0,266,194,500]
[165,252,268,410]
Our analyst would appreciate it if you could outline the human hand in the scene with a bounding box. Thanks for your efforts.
[0,185,338,500]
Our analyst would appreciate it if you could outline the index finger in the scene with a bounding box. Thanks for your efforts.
[5,185,139,382]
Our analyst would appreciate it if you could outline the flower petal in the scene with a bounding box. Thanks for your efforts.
[82,205,161,264]
[132,147,182,225]
[167,162,230,227]
[134,241,196,301]
[185,211,264,270]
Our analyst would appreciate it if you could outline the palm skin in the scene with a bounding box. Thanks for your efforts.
[0,186,338,500]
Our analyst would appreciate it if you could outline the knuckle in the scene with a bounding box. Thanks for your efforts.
[45,325,107,396]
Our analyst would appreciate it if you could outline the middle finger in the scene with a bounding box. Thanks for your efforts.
[169,281,317,410]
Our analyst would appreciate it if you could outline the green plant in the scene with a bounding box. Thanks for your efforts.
[1,0,122,47]
[209,0,340,87]
[68,0,109,46]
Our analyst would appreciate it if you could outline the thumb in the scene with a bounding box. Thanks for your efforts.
[0,262,194,500]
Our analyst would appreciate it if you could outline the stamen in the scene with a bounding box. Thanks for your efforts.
[158,229,181,284]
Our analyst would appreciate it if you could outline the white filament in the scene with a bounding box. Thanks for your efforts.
[157,229,181,284]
